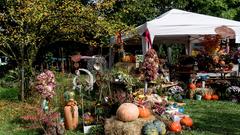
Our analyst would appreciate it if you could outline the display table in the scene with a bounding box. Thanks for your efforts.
[197,64,239,79]
[197,70,237,79]
[161,82,178,88]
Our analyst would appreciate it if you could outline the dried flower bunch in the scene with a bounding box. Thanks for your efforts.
[35,70,56,100]
[142,49,159,82]
[168,86,184,95]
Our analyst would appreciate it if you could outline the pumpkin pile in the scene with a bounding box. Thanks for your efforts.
[168,116,193,133]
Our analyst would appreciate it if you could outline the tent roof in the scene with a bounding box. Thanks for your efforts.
[136,9,240,43]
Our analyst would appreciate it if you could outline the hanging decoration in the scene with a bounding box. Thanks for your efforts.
[215,25,235,39]
[71,54,81,63]
[142,49,159,94]
[115,31,124,45]
[143,29,152,49]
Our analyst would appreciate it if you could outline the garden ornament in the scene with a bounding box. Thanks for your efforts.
[198,75,209,88]
[87,55,107,72]
[73,68,95,94]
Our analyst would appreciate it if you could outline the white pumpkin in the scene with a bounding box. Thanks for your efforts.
[116,103,139,122]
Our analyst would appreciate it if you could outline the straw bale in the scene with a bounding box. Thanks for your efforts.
[104,115,156,135]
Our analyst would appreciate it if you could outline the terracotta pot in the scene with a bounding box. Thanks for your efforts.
[64,100,78,130]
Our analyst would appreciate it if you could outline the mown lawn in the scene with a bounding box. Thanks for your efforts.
[183,100,240,135]
[0,87,38,135]
[0,86,240,135]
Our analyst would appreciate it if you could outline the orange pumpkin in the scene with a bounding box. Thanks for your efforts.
[203,94,212,100]
[116,103,139,122]
[180,116,193,127]
[211,95,219,100]
[138,106,151,118]
[219,60,225,65]
[122,55,131,62]
[188,83,196,90]
[168,122,182,133]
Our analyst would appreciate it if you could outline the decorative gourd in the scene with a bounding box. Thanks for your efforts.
[130,55,136,63]
[122,55,131,62]
[116,103,139,122]
[153,120,166,135]
[219,60,225,66]
[168,122,182,133]
[203,94,212,100]
[211,95,219,100]
[212,55,219,63]
[180,116,193,127]
[142,122,159,135]
[188,83,196,90]
[64,99,78,130]
[196,82,202,88]
[138,106,151,118]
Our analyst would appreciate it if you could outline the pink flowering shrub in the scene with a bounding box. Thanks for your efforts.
[35,70,56,100]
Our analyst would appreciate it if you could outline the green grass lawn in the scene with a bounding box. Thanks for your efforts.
[183,100,240,135]
[0,86,240,135]
[0,87,38,135]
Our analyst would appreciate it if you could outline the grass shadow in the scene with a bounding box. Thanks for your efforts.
[0,87,19,101]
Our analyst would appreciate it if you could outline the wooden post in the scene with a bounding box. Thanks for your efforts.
[21,67,25,101]
[61,47,64,73]
[109,46,113,68]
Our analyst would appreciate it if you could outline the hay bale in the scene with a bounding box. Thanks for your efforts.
[105,115,156,135]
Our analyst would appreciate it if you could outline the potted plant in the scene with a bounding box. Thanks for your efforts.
[195,89,203,101]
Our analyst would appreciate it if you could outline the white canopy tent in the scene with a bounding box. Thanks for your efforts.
[111,9,240,55]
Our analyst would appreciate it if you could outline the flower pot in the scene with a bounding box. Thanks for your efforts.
[64,99,78,130]
[196,94,202,101]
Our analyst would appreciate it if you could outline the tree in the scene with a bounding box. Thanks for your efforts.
[184,0,240,20]
[0,0,130,101]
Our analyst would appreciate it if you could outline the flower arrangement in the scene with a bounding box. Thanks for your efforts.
[35,70,56,100]
[167,86,184,95]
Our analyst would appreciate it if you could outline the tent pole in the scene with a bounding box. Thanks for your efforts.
[142,37,148,55]
[188,36,192,55]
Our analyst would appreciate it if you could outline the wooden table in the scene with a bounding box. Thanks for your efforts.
[161,82,178,88]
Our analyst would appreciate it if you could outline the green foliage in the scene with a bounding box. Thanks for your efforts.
[87,125,104,135]
[0,68,19,88]
[110,0,188,26]
[0,87,18,100]
[184,0,240,20]
[156,43,184,65]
